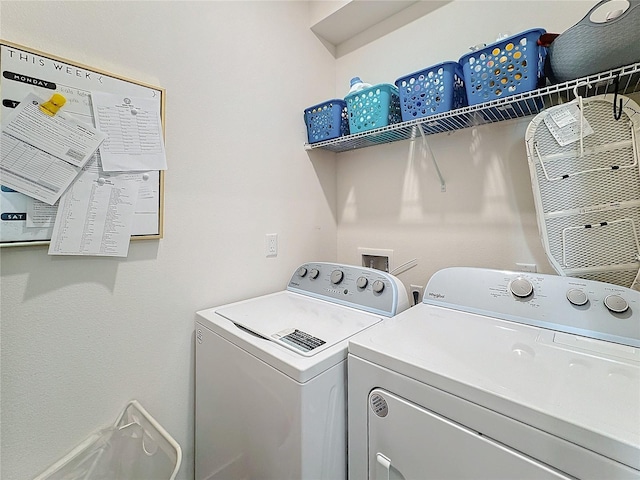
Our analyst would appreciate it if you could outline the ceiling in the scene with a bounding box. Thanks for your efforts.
[311,0,452,57]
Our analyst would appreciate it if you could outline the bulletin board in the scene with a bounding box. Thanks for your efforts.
[0,40,165,247]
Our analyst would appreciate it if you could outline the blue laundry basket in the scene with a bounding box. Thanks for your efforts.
[304,99,349,143]
[395,62,467,121]
[459,28,547,106]
[345,84,401,134]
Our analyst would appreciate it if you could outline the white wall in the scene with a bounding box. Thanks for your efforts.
[0,2,337,479]
[332,0,600,291]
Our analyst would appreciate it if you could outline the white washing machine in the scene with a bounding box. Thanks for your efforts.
[195,262,409,480]
[348,267,640,480]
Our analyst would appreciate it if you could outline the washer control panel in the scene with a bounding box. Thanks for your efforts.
[287,262,409,317]
[424,267,640,347]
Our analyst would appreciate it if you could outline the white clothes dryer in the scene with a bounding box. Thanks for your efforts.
[195,262,409,480]
[348,267,640,480]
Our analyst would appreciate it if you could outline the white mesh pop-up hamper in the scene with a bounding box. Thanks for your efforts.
[33,400,182,480]
[525,92,640,289]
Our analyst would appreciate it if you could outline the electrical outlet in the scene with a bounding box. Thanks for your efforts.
[265,233,278,257]
[410,284,424,306]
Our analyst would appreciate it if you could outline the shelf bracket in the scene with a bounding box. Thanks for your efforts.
[418,125,446,192]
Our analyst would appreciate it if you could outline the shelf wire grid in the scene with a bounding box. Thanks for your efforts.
[305,62,640,153]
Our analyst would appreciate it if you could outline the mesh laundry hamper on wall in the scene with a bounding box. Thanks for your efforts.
[525,93,640,289]
[33,400,182,480]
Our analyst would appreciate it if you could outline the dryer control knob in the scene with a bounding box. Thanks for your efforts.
[309,269,320,279]
[331,270,344,284]
[372,280,385,293]
[357,276,368,289]
[604,294,629,313]
[566,288,588,306]
[297,267,308,278]
[509,277,533,298]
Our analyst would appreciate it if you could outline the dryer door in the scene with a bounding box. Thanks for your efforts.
[367,389,571,480]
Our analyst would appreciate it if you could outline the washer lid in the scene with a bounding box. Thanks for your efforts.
[217,291,381,355]
[197,291,383,382]
[348,304,640,470]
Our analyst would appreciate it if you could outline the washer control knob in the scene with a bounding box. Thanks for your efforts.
[509,277,533,298]
[372,280,385,294]
[566,288,588,306]
[604,294,629,313]
[331,270,344,284]
[297,267,308,278]
[357,276,368,289]
[309,269,320,279]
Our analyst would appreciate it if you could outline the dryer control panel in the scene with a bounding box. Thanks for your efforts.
[424,267,640,347]
[287,262,410,317]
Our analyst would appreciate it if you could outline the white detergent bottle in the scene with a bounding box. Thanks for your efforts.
[348,76,372,94]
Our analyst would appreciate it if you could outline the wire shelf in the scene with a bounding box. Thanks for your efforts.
[305,62,640,153]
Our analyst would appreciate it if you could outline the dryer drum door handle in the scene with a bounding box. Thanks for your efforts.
[376,453,392,480]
